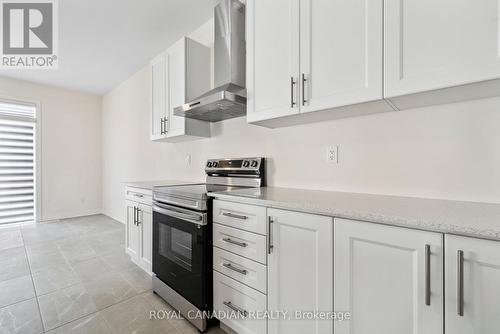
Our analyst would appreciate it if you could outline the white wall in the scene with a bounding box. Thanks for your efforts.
[101,65,500,223]
[0,77,102,221]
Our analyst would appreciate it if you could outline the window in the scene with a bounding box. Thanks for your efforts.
[0,101,37,225]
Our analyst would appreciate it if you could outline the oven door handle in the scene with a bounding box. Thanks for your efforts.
[153,203,207,226]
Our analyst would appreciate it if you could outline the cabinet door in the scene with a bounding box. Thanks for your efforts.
[385,0,500,98]
[151,53,166,138]
[300,0,383,113]
[138,204,152,272]
[334,218,443,334]
[125,200,139,261]
[445,235,500,334]
[267,209,333,334]
[247,0,300,123]
[167,38,186,137]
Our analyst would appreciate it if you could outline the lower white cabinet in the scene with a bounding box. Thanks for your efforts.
[137,203,152,272]
[214,271,267,334]
[125,187,153,274]
[125,199,140,260]
[267,208,333,334]
[334,218,444,334]
[445,235,500,334]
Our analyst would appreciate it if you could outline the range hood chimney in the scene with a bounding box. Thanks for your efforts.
[174,0,246,122]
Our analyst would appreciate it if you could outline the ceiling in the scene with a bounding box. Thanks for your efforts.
[0,0,218,95]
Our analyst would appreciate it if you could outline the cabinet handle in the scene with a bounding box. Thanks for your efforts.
[223,301,248,317]
[302,73,308,106]
[425,244,431,306]
[222,263,248,275]
[136,208,141,226]
[160,117,164,135]
[290,77,297,108]
[457,250,464,316]
[222,237,247,248]
[133,207,137,226]
[222,212,247,220]
[163,117,168,134]
[268,216,274,254]
[133,193,144,198]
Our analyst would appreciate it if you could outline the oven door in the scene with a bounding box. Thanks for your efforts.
[152,202,210,310]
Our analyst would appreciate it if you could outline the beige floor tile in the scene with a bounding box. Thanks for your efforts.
[32,263,81,296]
[0,246,30,282]
[0,299,43,334]
[37,283,97,330]
[0,275,35,308]
[46,312,112,334]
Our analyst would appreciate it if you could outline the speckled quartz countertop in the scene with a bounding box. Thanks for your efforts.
[209,187,500,241]
[125,180,199,190]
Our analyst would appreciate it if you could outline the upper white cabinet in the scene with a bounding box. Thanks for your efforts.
[299,0,384,113]
[246,0,300,122]
[334,218,443,334]
[150,37,211,142]
[267,208,333,334]
[247,0,391,128]
[445,235,500,334]
[151,53,167,140]
[385,0,500,108]
[248,0,500,127]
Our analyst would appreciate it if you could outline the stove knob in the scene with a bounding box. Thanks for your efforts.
[207,162,212,168]
[251,160,258,168]
[212,161,218,168]
[243,161,250,168]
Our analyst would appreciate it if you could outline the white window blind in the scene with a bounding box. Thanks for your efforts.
[0,102,36,225]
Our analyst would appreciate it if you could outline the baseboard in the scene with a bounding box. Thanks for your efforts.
[39,208,102,222]
[101,211,125,225]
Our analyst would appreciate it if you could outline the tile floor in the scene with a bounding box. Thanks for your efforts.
[0,215,225,334]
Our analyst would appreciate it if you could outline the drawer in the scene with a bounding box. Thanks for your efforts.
[213,223,267,264]
[214,271,267,334]
[213,200,267,235]
[125,187,153,206]
[214,247,267,294]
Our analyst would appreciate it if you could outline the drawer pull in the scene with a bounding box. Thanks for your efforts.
[222,237,247,248]
[222,212,248,220]
[222,263,248,275]
[223,301,248,317]
[425,244,431,306]
[457,250,464,316]
[268,216,274,254]
[133,193,144,198]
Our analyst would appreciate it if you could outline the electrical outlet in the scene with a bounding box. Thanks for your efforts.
[326,146,339,164]
[185,155,192,166]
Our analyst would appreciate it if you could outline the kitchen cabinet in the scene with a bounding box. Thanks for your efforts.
[384,0,500,109]
[125,186,153,274]
[151,53,167,140]
[334,218,443,334]
[137,203,152,272]
[267,208,333,334]
[125,199,140,261]
[445,235,500,334]
[150,37,211,142]
[246,0,392,128]
[212,200,269,334]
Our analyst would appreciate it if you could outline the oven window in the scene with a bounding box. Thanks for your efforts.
[159,224,193,271]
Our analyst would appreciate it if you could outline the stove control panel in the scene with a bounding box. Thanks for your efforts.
[205,158,264,173]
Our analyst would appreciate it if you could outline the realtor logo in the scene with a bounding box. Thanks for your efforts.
[0,0,58,68]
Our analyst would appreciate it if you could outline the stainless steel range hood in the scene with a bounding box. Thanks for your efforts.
[174,0,246,122]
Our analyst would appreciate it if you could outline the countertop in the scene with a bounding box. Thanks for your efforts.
[125,180,199,191]
[209,187,500,241]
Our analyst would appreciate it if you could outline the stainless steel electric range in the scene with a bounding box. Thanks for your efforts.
[152,158,266,332]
